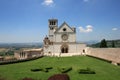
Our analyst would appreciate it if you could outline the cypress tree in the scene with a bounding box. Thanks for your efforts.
[100,39,107,48]
[112,40,115,48]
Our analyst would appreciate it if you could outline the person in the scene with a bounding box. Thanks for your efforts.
[83,49,86,56]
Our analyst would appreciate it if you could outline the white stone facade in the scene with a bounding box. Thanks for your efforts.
[43,19,86,56]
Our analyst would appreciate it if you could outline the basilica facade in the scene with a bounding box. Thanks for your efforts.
[43,19,86,56]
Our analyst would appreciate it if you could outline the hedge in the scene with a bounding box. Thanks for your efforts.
[31,68,42,72]
[78,68,95,74]
[58,67,72,73]
[31,67,53,72]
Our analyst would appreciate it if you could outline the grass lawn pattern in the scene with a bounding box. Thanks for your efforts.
[0,56,120,80]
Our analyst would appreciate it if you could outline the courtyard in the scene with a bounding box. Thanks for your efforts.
[0,56,120,80]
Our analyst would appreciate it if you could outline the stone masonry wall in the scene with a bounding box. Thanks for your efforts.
[87,48,120,64]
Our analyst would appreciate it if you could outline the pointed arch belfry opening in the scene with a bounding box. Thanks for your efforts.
[61,44,69,53]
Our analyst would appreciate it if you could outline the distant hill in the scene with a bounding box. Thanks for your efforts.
[84,40,99,45]
[0,42,43,48]
[88,39,120,48]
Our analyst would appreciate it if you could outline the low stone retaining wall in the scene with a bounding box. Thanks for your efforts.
[0,56,43,65]
[87,48,120,65]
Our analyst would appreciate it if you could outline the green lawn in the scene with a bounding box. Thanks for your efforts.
[0,56,120,80]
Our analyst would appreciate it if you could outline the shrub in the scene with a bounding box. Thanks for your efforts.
[78,67,95,74]
[42,68,48,72]
[58,67,72,73]
[31,68,42,72]
[48,74,70,80]
[43,67,53,72]
[31,67,53,72]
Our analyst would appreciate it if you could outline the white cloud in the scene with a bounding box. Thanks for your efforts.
[42,0,54,6]
[78,25,93,33]
[112,28,118,31]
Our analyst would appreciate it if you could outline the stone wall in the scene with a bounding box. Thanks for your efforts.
[87,48,120,64]
[14,48,43,60]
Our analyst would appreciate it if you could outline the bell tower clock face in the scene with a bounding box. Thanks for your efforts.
[61,34,68,41]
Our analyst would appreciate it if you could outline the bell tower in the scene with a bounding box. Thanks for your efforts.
[48,19,58,42]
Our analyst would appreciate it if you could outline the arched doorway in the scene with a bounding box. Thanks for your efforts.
[61,44,69,53]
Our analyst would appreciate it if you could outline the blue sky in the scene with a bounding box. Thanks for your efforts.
[0,0,120,43]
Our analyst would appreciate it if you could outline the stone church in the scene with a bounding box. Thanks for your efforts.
[43,19,86,56]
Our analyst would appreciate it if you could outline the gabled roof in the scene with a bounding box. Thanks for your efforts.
[55,22,74,33]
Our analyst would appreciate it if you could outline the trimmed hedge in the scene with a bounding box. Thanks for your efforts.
[58,67,72,73]
[78,68,95,74]
[31,68,42,72]
[31,67,53,72]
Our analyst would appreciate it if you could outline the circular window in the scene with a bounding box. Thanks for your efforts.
[61,34,68,41]
[63,28,66,31]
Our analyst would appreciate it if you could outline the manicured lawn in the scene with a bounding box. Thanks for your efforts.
[0,56,120,80]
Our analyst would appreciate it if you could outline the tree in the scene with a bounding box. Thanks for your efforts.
[100,39,107,48]
[112,40,115,48]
